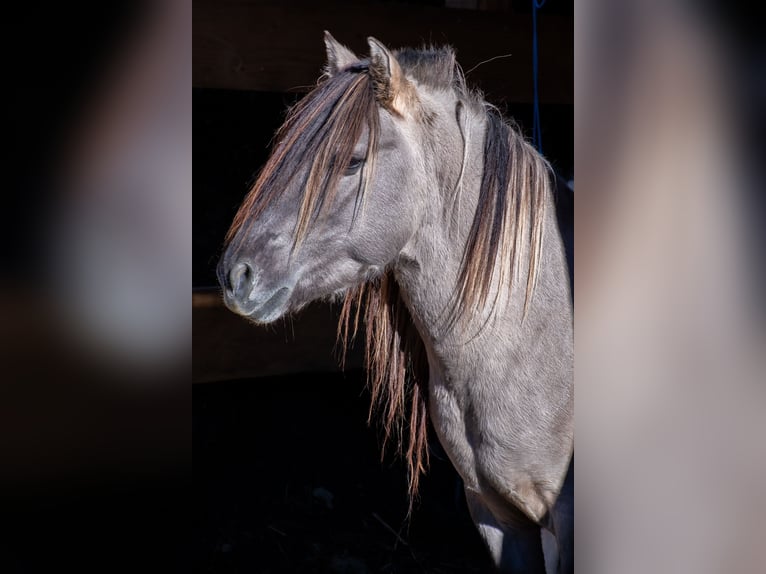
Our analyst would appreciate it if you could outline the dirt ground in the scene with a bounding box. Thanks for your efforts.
[194,370,495,573]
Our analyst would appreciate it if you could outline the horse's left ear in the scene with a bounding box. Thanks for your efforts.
[324,31,358,75]
[367,37,413,115]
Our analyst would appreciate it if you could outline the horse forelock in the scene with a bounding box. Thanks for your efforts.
[224,68,380,249]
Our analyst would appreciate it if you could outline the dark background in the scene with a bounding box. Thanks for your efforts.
[195,371,497,573]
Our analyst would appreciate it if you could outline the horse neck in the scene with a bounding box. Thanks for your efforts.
[394,109,572,382]
[394,108,491,355]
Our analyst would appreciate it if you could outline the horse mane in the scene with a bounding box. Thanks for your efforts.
[457,108,548,323]
[396,46,548,320]
[225,46,549,508]
[337,275,429,514]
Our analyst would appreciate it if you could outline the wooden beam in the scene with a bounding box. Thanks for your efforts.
[193,290,363,383]
[193,0,572,104]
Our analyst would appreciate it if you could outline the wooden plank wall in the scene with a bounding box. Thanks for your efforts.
[193,0,573,104]
[193,291,364,383]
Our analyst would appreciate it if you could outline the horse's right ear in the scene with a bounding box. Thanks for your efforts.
[324,31,358,75]
[367,36,415,116]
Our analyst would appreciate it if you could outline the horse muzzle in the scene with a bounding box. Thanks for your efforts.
[218,259,293,323]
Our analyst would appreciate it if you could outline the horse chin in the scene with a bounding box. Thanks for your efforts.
[244,286,293,324]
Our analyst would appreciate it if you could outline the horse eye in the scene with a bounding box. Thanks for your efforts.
[344,157,364,176]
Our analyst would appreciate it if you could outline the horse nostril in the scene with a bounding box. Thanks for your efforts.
[229,261,255,300]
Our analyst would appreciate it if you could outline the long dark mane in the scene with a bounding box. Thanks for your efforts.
[225,46,550,506]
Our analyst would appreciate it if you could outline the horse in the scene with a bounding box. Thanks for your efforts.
[217,33,573,574]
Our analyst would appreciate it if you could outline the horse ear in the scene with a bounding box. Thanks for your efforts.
[324,31,358,75]
[367,36,411,115]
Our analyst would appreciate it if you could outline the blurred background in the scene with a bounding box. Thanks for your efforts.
[576,1,766,573]
[2,1,190,572]
[1,0,764,573]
